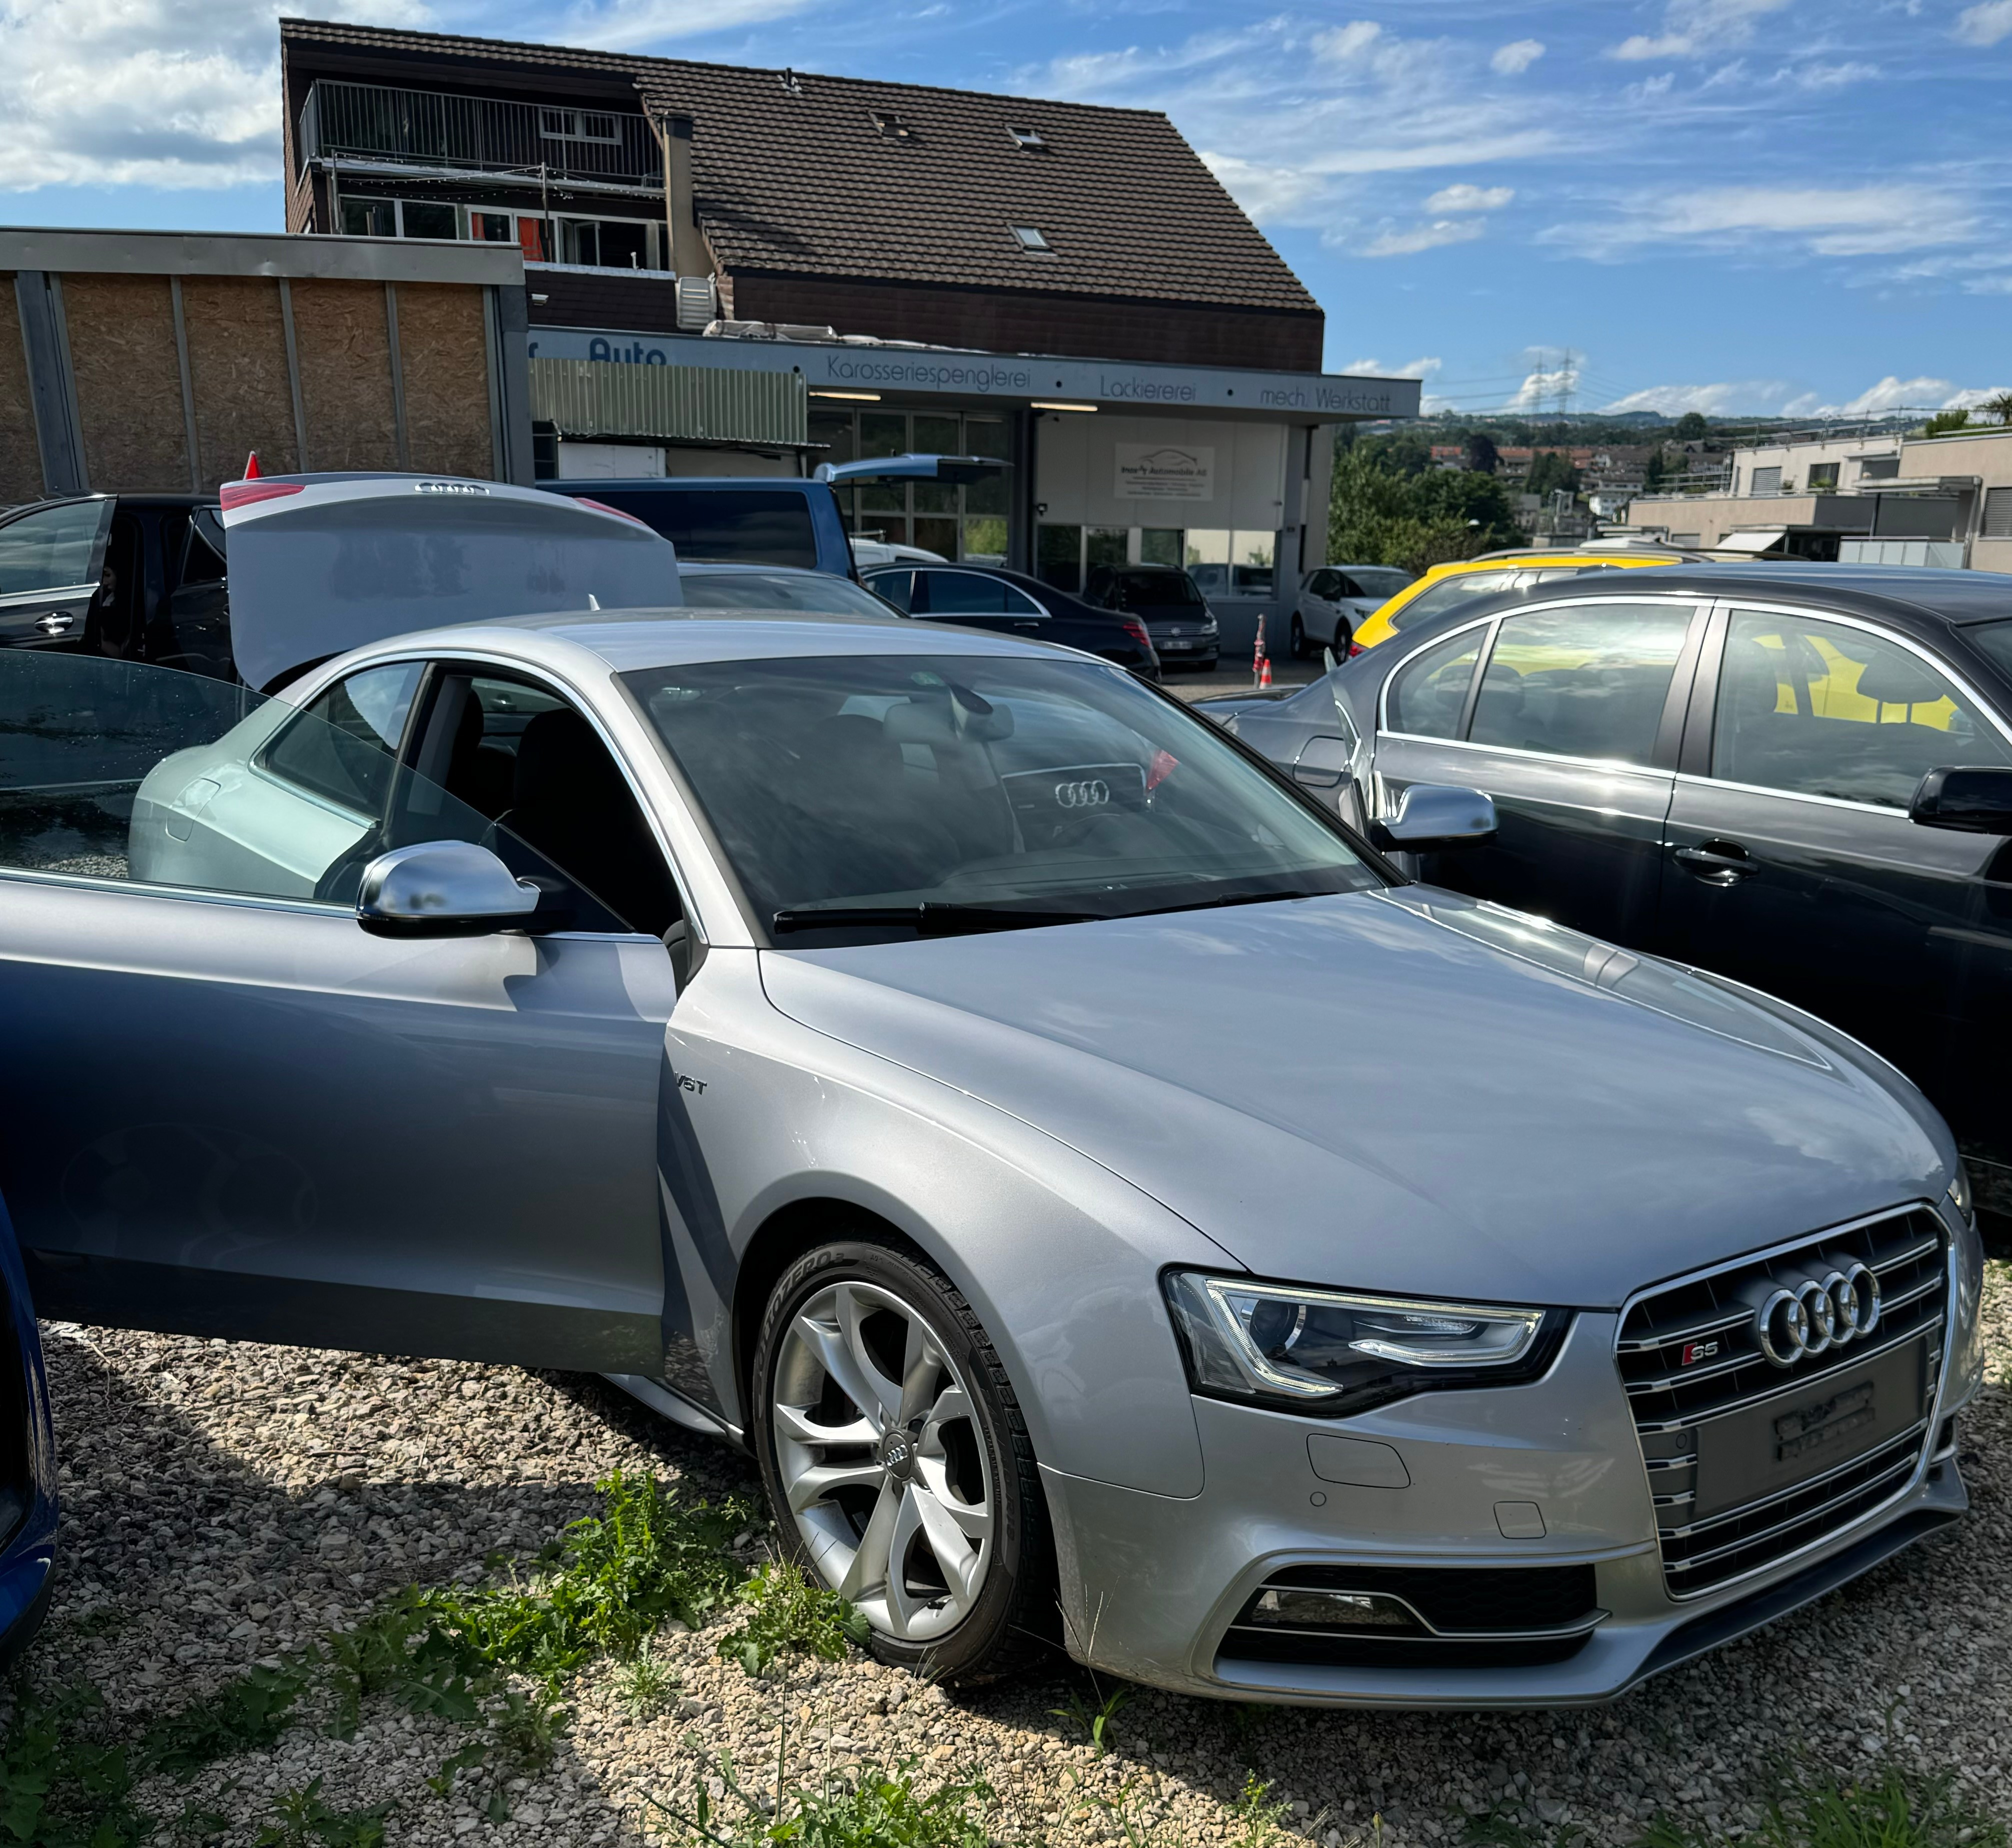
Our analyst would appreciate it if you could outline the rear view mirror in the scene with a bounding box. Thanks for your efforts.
[1910,766,2012,834]
[357,841,543,936]
[1372,784,1498,850]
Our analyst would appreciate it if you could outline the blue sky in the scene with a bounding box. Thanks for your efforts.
[5,0,2011,416]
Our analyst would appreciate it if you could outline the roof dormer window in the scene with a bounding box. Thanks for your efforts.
[1007,126,1048,150]
[872,110,916,140]
[1010,224,1052,252]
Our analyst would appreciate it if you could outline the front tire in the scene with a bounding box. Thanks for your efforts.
[751,1237,1051,1682]
[1288,612,1307,658]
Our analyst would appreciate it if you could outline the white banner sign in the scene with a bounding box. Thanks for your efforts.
[1115,444,1216,501]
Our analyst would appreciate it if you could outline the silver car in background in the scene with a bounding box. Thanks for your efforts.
[0,606,1982,1705]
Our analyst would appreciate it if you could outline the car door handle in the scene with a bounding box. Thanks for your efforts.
[35,614,74,635]
[1675,842,1756,886]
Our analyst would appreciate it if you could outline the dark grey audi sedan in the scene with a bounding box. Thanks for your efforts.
[1201,564,2012,1226]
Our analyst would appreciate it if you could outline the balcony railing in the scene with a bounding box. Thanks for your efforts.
[299,80,660,185]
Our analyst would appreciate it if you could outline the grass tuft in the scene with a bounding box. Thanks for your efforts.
[717,1561,870,1678]
[648,1748,996,1848]
[252,1776,393,1848]
[0,1680,148,1848]
[1633,1765,2010,1848]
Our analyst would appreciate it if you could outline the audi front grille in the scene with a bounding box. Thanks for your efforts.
[1616,1206,1948,1600]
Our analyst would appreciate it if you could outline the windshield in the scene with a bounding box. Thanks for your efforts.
[679,572,901,618]
[1100,570,1205,610]
[1390,570,1519,632]
[624,653,1379,943]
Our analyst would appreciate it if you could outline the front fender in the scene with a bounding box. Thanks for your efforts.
[663,948,1218,1498]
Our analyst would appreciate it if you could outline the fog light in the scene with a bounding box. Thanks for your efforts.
[1247,1587,1420,1632]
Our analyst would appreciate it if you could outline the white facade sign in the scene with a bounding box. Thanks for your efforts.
[1114,444,1214,501]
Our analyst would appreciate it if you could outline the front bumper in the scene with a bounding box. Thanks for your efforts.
[1043,1310,1968,1706]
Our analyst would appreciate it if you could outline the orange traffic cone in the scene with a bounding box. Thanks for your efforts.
[243,450,262,479]
[1259,655,1272,688]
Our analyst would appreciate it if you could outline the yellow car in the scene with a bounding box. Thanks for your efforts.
[1349,548,1689,650]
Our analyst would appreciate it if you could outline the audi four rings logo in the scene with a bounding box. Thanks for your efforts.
[1754,1263,1881,1366]
[1055,779,1112,808]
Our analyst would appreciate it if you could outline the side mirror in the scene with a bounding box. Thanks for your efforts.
[1910,766,2012,834]
[357,841,543,937]
[1371,783,1498,850]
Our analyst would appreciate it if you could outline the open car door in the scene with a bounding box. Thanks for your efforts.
[0,648,675,1372]
[221,474,683,693]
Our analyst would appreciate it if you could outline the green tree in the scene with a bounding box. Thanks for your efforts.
[1463,431,1500,474]
[1986,391,2012,427]
[1642,447,1668,492]
[1673,410,1709,441]
[1327,444,1519,573]
[1525,450,1581,500]
[1920,408,1970,438]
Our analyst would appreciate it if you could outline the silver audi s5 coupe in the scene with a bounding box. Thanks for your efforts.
[0,612,1983,1707]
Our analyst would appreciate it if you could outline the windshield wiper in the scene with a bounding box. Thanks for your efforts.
[771,902,1102,938]
[1121,887,1332,920]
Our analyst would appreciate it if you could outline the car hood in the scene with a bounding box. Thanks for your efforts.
[759,888,1947,1308]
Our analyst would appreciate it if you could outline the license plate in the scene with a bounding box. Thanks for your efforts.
[1691,1337,1926,1522]
[1160,639,1193,650]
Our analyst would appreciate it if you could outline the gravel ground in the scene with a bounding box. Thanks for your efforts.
[28,1260,2012,1848]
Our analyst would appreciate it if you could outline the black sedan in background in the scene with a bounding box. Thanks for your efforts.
[861,563,1161,678]
[1081,563,1219,670]
[1201,564,2012,1223]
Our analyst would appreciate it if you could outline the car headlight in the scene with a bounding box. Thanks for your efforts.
[1163,1270,1564,1415]
[1948,1164,1975,1228]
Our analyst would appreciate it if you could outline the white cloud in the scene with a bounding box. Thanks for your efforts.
[1776,60,1880,89]
[1602,380,1797,414]
[566,0,822,45]
[1029,16,1565,234]
[1612,0,1791,60]
[1314,20,1385,62]
[1343,356,1444,378]
[1504,360,1583,411]
[1954,0,2012,46]
[1942,383,2012,408]
[1490,38,1545,74]
[1424,182,1514,212]
[1362,218,1488,257]
[1546,182,1976,258]
[0,0,427,190]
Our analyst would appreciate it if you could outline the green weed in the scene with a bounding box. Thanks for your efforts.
[423,1740,488,1799]
[489,1684,569,1776]
[0,1680,147,1848]
[717,1562,870,1678]
[1632,1764,2009,1848]
[1049,1678,1134,1756]
[141,1659,317,1779]
[1228,1770,1295,1848]
[614,1640,681,1718]
[252,1777,393,1848]
[648,1748,996,1848]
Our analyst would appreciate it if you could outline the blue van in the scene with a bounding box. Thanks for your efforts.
[545,456,1008,582]
[546,478,857,578]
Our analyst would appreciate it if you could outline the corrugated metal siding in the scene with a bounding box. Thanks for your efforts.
[530,358,805,446]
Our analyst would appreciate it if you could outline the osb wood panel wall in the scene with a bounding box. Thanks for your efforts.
[64,274,192,492]
[0,278,42,506]
[181,278,302,486]
[292,278,401,472]
[7,270,500,495]
[395,284,493,478]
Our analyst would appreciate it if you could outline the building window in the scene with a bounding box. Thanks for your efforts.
[817,409,1015,564]
[541,108,619,143]
[1858,456,1900,482]
[1010,225,1052,252]
[1140,528,1183,566]
[1750,466,1782,494]
[1007,126,1048,150]
[1807,462,1839,492]
[872,110,916,140]
[1037,524,1083,592]
[340,197,398,238]
[402,200,459,241]
[470,212,514,243]
[1983,487,2012,540]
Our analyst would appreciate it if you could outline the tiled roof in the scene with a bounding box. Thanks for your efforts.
[280,19,1320,318]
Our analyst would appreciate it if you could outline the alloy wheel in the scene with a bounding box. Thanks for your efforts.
[770,1278,994,1642]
